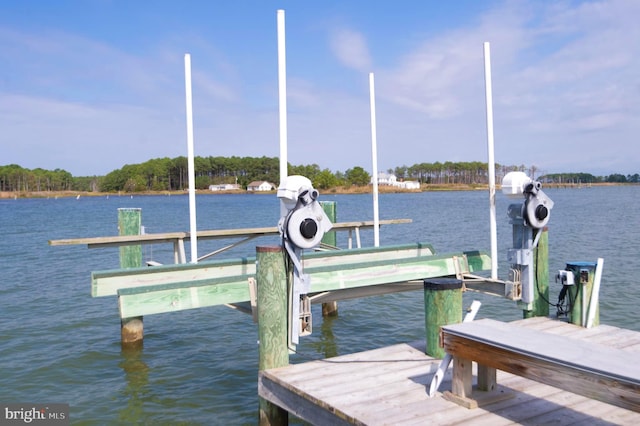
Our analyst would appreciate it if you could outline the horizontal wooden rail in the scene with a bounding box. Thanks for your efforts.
[49,219,412,248]
[118,274,254,318]
[105,244,491,318]
[441,318,640,412]
[92,257,256,297]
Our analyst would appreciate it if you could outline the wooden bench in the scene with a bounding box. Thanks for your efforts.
[440,318,640,412]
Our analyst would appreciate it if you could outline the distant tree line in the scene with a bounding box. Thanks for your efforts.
[540,172,640,184]
[0,164,75,192]
[1,158,638,193]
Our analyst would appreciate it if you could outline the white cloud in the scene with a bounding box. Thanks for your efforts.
[329,28,372,72]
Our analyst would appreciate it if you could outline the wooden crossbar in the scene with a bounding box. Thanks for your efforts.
[92,256,256,297]
[99,244,491,318]
[49,219,412,248]
[118,274,254,318]
[92,243,441,297]
[441,319,640,412]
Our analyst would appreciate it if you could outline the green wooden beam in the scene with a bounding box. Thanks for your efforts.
[118,275,253,318]
[93,244,435,297]
[305,253,467,293]
[92,256,255,297]
[113,245,491,318]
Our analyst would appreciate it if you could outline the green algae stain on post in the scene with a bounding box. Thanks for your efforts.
[118,208,143,268]
[424,278,463,359]
[118,208,143,347]
[319,201,337,247]
[523,228,550,319]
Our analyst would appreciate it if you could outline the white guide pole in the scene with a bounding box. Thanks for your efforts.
[428,300,481,397]
[586,258,604,328]
[369,73,380,247]
[184,53,198,263]
[277,10,288,187]
[483,42,498,279]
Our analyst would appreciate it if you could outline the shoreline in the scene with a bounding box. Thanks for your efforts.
[0,182,628,200]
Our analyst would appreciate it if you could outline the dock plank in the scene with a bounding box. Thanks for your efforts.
[258,317,640,425]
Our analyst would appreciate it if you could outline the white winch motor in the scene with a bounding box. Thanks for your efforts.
[277,175,333,346]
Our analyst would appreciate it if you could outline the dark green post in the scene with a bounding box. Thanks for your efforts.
[523,228,550,318]
[424,278,463,358]
[566,261,599,327]
[257,246,288,426]
[118,208,142,268]
[118,208,143,347]
[319,201,339,317]
[319,201,337,247]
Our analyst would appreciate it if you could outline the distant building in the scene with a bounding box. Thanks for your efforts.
[371,172,420,190]
[209,184,241,192]
[398,180,420,190]
[372,172,397,186]
[247,181,276,192]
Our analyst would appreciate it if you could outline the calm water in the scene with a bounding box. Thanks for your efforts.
[1,186,638,424]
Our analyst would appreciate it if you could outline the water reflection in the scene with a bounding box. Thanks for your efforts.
[118,345,149,423]
[311,313,339,359]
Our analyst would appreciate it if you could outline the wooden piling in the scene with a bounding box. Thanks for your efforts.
[423,278,463,359]
[320,201,338,317]
[118,208,142,268]
[319,201,337,247]
[256,246,288,426]
[523,227,549,318]
[566,261,600,327]
[118,208,144,346]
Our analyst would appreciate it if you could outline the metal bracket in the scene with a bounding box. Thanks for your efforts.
[284,240,312,347]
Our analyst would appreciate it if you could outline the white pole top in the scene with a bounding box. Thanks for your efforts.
[277,10,288,187]
[184,53,198,263]
[483,42,498,280]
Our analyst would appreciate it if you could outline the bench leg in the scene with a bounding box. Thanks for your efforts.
[478,365,497,392]
[444,357,510,409]
[451,355,473,399]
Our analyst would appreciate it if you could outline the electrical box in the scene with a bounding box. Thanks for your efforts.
[556,270,575,285]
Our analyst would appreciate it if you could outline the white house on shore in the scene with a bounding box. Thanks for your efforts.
[208,184,241,192]
[247,181,276,192]
[371,172,420,190]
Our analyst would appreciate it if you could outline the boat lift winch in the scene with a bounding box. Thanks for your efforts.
[502,171,555,305]
[277,175,333,349]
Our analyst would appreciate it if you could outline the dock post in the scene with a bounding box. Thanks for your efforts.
[566,261,600,327]
[320,201,338,317]
[257,246,288,425]
[118,208,144,347]
[523,227,550,318]
[424,278,463,358]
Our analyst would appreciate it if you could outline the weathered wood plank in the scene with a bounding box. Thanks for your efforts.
[49,219,412,247]
[258,318,640,425]
[259,372,362,426]
[92,257,256,297]
[299,362,436,401]
[276,342,428,385]
[426,382,569,425]
[305,253,476,294]
[442,319,640,412]
[97,243,490,317]
[92,243,488,297]
[117,275,253,317]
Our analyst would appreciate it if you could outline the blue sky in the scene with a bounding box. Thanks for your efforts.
[1,0,638,177]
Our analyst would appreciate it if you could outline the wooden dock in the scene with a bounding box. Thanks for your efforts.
[258,317,640,425]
